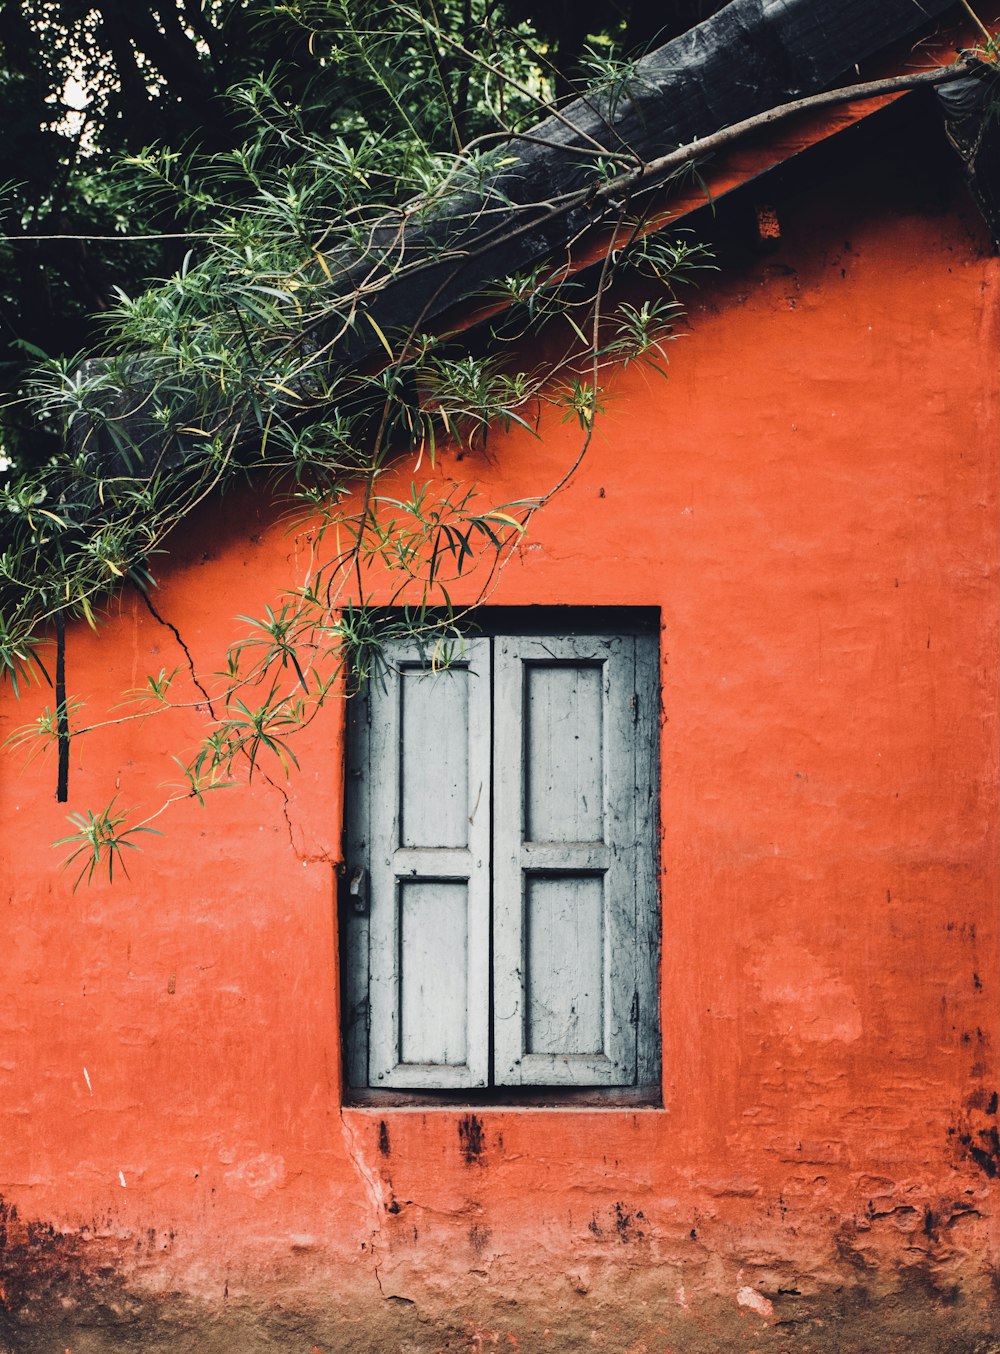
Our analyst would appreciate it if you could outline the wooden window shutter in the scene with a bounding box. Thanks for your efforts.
[365,638,491,1089]
[492,635,658,1087]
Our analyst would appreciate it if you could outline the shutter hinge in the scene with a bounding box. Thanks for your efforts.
[348,865,368,915]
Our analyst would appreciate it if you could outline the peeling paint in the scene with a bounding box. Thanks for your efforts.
[736,1285,774,1317]
[749,944,863,1043]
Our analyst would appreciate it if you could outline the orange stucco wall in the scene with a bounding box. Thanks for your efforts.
[0,116,997,1351]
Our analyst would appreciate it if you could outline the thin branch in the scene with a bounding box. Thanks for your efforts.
[957,0,995,44]
[1,63,965,252]
[622,59,977,194]
[0,231,216,242]
[397,3,613,155]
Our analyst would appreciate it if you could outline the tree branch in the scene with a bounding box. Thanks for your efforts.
[624,58,978,194]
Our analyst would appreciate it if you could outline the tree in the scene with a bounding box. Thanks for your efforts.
[0,2,709,875]
[0,0,728,471]
[0,0,989,881]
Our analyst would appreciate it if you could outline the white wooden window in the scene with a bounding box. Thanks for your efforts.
[342,616,659,1098]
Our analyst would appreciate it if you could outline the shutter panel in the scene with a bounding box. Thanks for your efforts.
[493,634,653,1087]
[367,638,491,1089]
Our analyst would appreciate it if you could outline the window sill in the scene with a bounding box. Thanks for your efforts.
[342,1085,662,1109]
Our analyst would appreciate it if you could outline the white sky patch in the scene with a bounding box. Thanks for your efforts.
[51,72,90,139]
[38,0,212,148]
[62,73,89,112]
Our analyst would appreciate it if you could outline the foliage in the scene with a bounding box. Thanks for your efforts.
[0,0,719,882]
[0,0,727,473]
[3,1,994,882]
[53,800,161,890]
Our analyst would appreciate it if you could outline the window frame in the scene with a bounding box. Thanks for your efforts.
[340,607,661,1108]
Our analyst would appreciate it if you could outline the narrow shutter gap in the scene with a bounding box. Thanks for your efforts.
[342,685,373,1090]
[487,634,496,1087]
[629,638,640,1075]
[632,632,661,1090]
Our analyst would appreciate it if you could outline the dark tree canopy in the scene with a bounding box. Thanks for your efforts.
[0,0,727,467]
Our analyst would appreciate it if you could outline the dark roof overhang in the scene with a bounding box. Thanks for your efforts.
[332,0,968,369]
[66,0,987,474]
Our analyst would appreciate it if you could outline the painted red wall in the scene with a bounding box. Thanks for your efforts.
[0,113,997,1351]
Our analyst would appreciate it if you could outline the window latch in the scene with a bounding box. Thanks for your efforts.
[348,865,368,916]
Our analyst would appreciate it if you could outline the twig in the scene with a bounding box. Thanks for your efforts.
[0,231,216,242]
[957,0,995,45]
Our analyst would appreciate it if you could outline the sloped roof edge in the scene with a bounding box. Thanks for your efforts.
[342,0,964,363]
[65,0,980,476]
